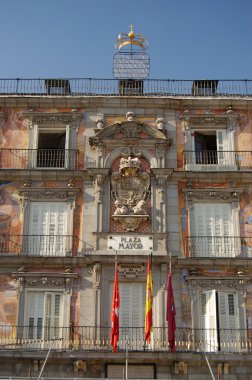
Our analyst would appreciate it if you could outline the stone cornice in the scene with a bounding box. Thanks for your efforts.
[183,187,243,207]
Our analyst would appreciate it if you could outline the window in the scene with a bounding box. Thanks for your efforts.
[33,126,70,168]
[25,291,64,348]
[199,290,239,352]
[182,114,237,171]
[26,202,70,256]
[190,203,239,257]
[111,283,145,349]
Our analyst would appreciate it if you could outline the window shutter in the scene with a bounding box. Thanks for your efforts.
[218,292,239,351]
[200,290,218,351]
[216,129,227,165]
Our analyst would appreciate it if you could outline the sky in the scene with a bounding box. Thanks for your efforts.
[0,0,252,80]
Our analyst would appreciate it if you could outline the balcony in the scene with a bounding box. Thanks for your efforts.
[185,236,252,258]
[0,149,79,169]
[0,78,252,97]
[183,151,252,171]
[0,326,250,353]
[0,235,78,256]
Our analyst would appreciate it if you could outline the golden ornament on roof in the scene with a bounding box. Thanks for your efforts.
[115,24,148,50]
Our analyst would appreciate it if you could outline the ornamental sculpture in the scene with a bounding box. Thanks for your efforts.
[111,155,150,231]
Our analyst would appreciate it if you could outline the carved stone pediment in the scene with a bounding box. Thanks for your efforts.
[186,276,247,290]
[18,187,80,202]
[111,155,150,231]
[183,188,243,208]
[89,120,171,149]
[180,113,238,130]
[23,112,82,129]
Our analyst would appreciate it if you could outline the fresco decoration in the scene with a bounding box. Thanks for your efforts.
[0,182,22,239]
[0,275,17,327]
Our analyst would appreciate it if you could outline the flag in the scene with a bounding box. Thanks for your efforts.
[110,262,120,352]
[166,271,176,352]
[144,256,153,343]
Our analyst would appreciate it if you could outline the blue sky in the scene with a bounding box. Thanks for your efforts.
[1,0,252,79]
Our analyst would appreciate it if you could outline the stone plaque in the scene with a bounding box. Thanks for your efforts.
[108,235,153,250]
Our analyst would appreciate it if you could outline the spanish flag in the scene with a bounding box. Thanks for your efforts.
[144,256,153,343]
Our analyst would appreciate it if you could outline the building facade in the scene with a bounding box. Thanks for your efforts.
[0,76,252,379]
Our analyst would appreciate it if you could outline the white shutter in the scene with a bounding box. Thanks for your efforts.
[29,202,67,256]
[200,291,218,352]
[218,292,239,352]
[27,292,62,344]
[65,125,70,168]
[217,129,228,165]
[118,283,145,349]
[193,203,232,257]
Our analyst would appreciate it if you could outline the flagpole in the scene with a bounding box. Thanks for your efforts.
[125,336,128,380]
[203,350,216,380]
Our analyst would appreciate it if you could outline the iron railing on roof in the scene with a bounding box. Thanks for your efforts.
[183,151,252,171]
[185,236,252,258]
[0,325,250,353]
[0,234,78,256]
[0,78,252,97]
[0,149,79,169]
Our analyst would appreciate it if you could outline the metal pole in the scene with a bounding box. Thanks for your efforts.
[38,341,53,379]
[203,351,216,380]
[125,337,128,380]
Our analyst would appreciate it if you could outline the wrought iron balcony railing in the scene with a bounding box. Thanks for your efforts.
[0,235,77,256]
[183,151,252,171]
[0,325,251,353]
[185,236,252,258]
[0,149,79,169]
[0,78,252,97]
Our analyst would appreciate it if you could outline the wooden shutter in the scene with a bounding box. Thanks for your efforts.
[27,292,62,341]
[193,203,232,257]
[29,202,67,256]
[200,290,218,351]
[218,292,239,351]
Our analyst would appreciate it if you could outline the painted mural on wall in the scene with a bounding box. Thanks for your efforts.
[0,275,17,328]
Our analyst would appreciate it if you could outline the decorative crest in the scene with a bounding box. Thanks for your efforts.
[115,24,148,51]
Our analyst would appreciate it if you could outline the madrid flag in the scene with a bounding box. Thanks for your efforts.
[144,257,153,343]
[166,271,176,352]
[110,262,120,352]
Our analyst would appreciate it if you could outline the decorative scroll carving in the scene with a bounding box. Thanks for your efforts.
[94,174,105,203]
[88,263,101,289]
[18,187,80,203]
[180,113,239,131]
[111,155,150,231]
[120,123,142,138]
[186,277,247,290]
[183,188,242,209]
[24,112,82,130]
[13,272,78,292]
[126,111,135,121]
[155,117,165,130]
[96,116,105,129]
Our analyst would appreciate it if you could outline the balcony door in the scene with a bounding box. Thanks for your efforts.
[28,202,68,256]
[25,291,63,348]
[32,126,70,169]
[192,203,236,257]
[199,290,239,352]
[185,128,235,170]
[119,283,145,350]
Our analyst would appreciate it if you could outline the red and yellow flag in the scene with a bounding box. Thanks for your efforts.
[110,262,120,352]
[144,257,153,343]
